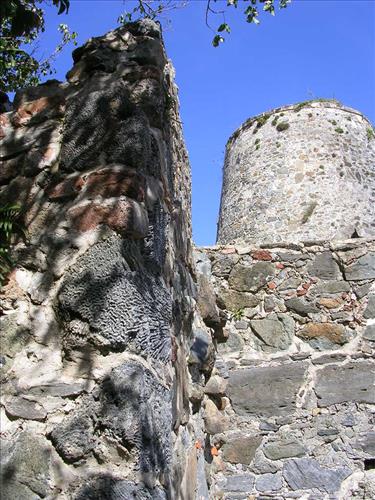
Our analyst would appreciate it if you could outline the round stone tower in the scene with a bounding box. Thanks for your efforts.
[217,100,375,245]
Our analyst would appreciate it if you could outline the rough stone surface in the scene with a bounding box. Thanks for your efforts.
[250,313,295,351]
[227,363,307,417]
[283,458,351,493]
[221,435,262,465]
[264,438,305,461]
[315,361,375,406]
[229,261,275,292]
[255,472,283,492]
[59,235,171,360]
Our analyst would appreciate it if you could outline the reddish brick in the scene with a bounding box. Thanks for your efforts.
[221,247,236,254]
[84,167,145,201]
[68,198,148,239]
[252,250,273,261]
[12,95,65,126]
[47,175,82,200]
[276,262,285,269]
[268,282,277,290]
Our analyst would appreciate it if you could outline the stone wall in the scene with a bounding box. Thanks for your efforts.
[194,239,375,499]
[217,101,375,245]
[0,20,199,499]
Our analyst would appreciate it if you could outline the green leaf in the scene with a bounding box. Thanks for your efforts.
[212,34,225,47]
[218,23,231,33]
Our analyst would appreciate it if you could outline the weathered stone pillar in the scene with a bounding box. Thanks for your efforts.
[0,20,197,498]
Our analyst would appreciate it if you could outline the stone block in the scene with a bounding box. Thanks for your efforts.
[250,313,295,351]
[263,438,305,460]
[364,294,375,319]
[344,252,375,281]
[222,435,262,465]
[0,432,52,498]
[204,399,230,435]
[285,297,319,315]
[229,261,275,292]
[255,473,282,492]
[308,252,341,280]
[315,361,375,407]
[283,458,351,493]
[50,412,95,463]
[4,397,46,421]
[297,322,349,349]
[227,362,307,417]
[218,474,255,493]
[67,197,149,238]
[216,288,260,311]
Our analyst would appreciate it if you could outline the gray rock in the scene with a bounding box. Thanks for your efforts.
[217,330,244,354]
[315,361,375,407]
[363,324,375,341]
[279,276,302,291]
[219,474,255,493]
[229,261,275,292]
[222,435,262,465]
[344,252,375,281]
[27,382,85,397]
[211,254,239,277]
[0,432,51,498]
[285,297,319,315]
[255,472,282,492]
[364,294,375,319]
[235,320,248,330]
[250,313,295,351]
[4,397,46,421]
[194,249,212,276]
[196,273,221,328]
[312,353,347,365]
[315,280,350,294]
[190,329,215,372]
[354,432,375,455]
[308,252,341,280]
[227,362,307,417]
[355,282,372,299]
[216,288,260,311]
[99,360,171,477]
[277,253,309,263]
[74,476,167,499]
[283,458,351,493]
[59,235,171,361]
[50,411,96,463]
[264,438,305,460]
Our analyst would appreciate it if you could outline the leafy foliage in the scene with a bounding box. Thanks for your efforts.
[0,204,22,286]
[118,0,291,46]
[0,0,77,93]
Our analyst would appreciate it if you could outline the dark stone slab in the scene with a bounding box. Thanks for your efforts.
[315,361,375,407]
[283,458,351,493]
[0,432,51,499]
[227,362,307,417]
[4,397,46,421]
[222,435,262,465]
[308,252,341,280]
[285,297,319,315]
[74,476,166,500]
[229,261,275,292]
[344,252,375,281]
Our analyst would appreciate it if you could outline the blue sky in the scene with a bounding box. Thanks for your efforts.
[39,0,375,245]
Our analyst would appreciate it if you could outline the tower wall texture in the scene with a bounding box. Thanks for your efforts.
[217,100,375,245]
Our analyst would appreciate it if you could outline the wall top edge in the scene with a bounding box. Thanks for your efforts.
[196,236,375,254]
[226,99,374,148]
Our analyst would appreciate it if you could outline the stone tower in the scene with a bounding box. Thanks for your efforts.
[217,100,375,245]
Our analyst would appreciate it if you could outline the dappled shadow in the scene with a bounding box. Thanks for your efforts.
[0,20,193,499]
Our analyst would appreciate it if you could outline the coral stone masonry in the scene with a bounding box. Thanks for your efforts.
[1,20,375,500]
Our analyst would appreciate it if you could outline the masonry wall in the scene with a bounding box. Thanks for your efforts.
[194,239,375,499]
[217,101,375,245]
[0,20,201,499]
